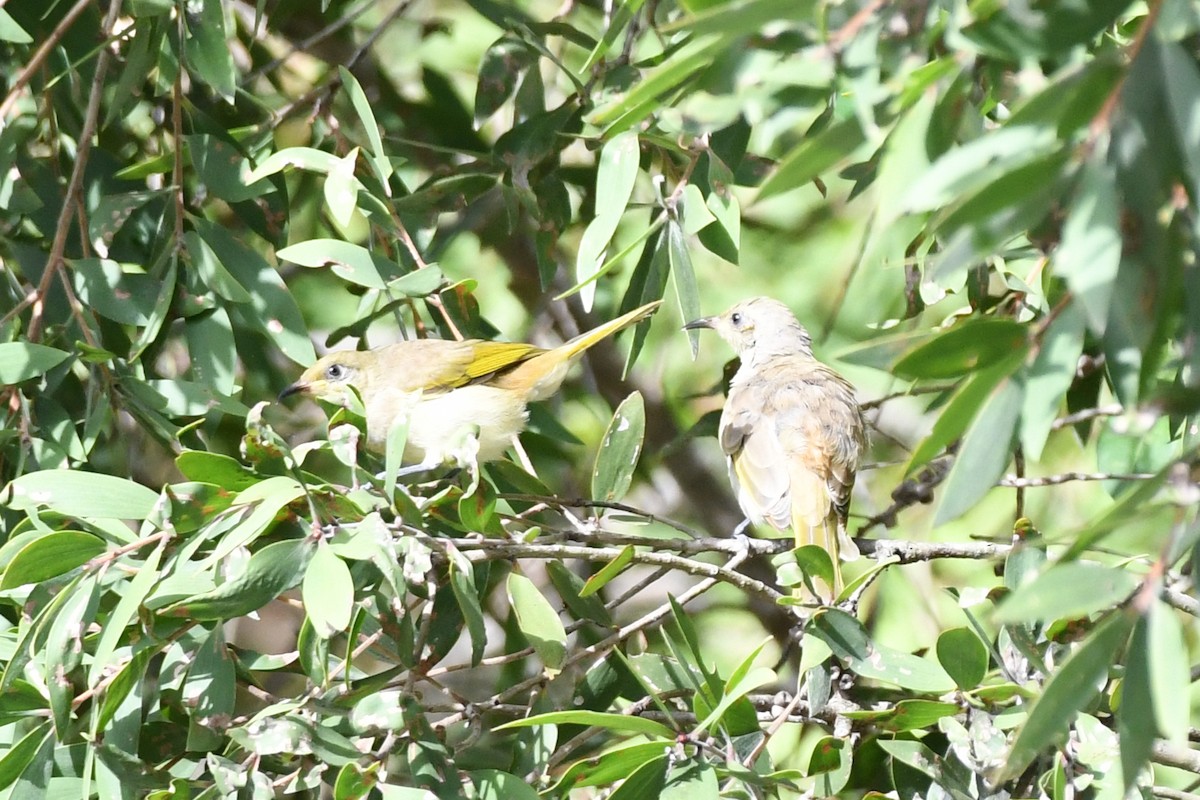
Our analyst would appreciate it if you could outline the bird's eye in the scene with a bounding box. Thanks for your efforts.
[325,364,346,381]
[730,312,743,326]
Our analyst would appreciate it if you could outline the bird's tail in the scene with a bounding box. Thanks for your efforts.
[519,300,662,401]
[790,467,849,604]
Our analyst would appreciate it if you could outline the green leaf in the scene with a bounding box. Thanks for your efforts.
[161,538,315,620]
[3,469,159,519]
[507,572,568,671]
[809,609,956,693]
[1020,302,1086,460]
[44,574,100,734]
[323,148,361,229]
[473,37,537,126]
[994,561,1138,624]
[668,221,702,358]
[496,710,675,740]
[189,133,270,202]
[545,560,613,626]
[588,36,723,133]
[580,545,635,597]
[607,754,670,800]
[893,318,1028,380]
[0,9,32,43]
[936,627,989,690]
[0,531,106,589]
[591,391,646,503]
[575,131,641,310]
[89,541,166,687]
[183,626,236,751]
[0,342,70,383]
[245,146,344,182]
[338,66,393,187]
[448,548,487,666]
[1055,155,1121,334]
[551,741,668,791]
[662,761,720,800]
[0,722,52,793]
[184,0,237,99]
[192,217,315,365]
[906,355,1021,474]
[844,699,961,732]
[1000,612,1132,781]
[901,125,1058,212]
[757,116,866,202]
[472,769,541,800]
[1138,599,1190,743]
[932,373,1023,526]
[277,239,394,289]
[303,542,355,639]
[71,258,162,325]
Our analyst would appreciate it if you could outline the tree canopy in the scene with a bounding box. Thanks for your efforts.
[1,0,1199,798]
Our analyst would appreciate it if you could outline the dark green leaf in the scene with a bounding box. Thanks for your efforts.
[810,609,956,693]
[933,373,1023,526]
[161,538,315,620]
[893,318,1028,380]
[936,628,988,690]
[591,391,646,502]
[758,116,866,202]
[0,531,105,589]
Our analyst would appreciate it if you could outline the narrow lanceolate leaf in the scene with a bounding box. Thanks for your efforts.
[495,710,675,740]
[183,626,236,752]
[161,538,315,620]
[1000,612,1132,781]
[757,116,865,202]
[575,131,641,311]
[338,65,393,188]
[580,545,635,597]
[591,391,646,503]
[0,342,70,383]
[448,547,487,666]
[668,222,702,358]
[893,318,1028,380]
[932,373,1024,526]
[3,469,160,520]
[1055,155,1121,335]
[1020,301,1086,460]
[507,572,568,671]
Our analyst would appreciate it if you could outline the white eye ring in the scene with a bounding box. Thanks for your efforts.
[325,364,346,380]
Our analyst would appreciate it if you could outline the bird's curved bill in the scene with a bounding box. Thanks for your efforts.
[277,382,309,401]
[682,317,715,331]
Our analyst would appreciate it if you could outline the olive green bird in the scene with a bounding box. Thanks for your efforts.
[280,301,661,472]
[686,297,866,601]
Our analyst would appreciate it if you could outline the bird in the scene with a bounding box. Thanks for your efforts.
[280,301,662,473]
[685,297,866,602]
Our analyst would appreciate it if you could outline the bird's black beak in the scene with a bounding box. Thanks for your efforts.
[277,381,308,402]
[683,317,715,331]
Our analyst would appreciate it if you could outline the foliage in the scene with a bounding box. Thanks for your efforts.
[0,0,1199,798]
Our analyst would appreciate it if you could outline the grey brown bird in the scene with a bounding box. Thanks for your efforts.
[686,297,866,601]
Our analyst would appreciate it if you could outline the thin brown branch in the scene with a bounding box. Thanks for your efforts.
[28,0,124,342]
[0,0,93,120]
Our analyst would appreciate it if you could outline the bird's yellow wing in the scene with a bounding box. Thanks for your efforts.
[461,341,544,383]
